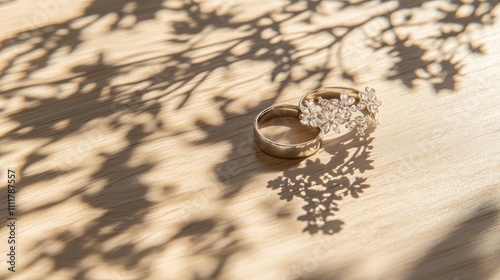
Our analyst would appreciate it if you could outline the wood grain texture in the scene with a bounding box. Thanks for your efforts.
[0,0,499,279]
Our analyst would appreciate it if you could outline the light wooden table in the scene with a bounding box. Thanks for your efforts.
[0,0,499,279]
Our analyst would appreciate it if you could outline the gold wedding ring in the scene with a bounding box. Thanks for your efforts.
[254,104,323,158]
[254,86,381,158]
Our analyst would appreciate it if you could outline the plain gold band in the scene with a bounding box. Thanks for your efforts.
[254,104,323,158]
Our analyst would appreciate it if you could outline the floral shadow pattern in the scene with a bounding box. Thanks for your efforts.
[267,132,374,234]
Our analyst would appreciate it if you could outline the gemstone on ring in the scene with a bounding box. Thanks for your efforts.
[299,87,382,136]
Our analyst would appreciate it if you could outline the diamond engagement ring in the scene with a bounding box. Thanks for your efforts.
[298,87,382,136]
[254,104,323,158]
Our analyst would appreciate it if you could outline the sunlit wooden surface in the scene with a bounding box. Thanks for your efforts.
[0,0,499,279]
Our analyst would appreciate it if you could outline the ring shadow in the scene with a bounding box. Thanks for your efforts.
[265,129,375,235]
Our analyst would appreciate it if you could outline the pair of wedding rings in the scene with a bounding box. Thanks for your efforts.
[254,86,382,158]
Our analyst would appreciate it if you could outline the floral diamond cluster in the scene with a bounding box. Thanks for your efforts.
[299,87,381,136]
